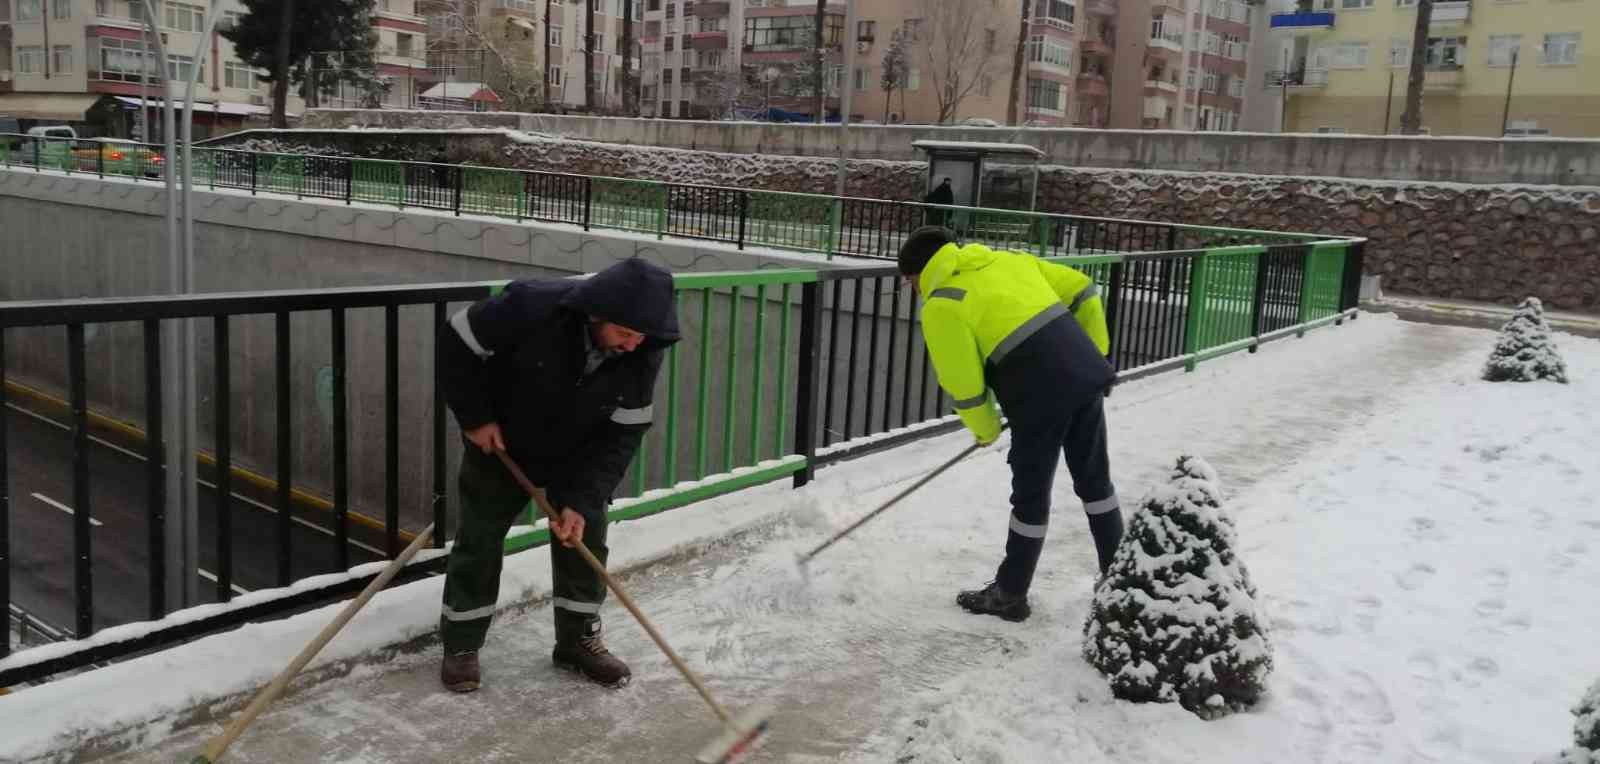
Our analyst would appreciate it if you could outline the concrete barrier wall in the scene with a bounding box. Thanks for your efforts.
[300,109,1600,187]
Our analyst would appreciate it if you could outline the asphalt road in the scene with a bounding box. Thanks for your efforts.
[4,404,386,641]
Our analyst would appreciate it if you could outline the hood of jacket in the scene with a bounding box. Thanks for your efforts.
[560,257,682,348]
[919,241,999,295]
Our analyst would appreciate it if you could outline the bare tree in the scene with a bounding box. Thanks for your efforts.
[622,0,636,115]
[693,65,760,120]
[880,29,909,123]
[584,0,597,110]
[545,0,554,110]
[426,1,546,111]
[1007,0,1030,125]
[1398,0,1433,134]
[918,0,1005,124]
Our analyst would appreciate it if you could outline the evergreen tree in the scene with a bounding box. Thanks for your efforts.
[223,0,379,127]
[1537,677,1600,764]
[1483,297,1569,383]
[1082,455,1273,720]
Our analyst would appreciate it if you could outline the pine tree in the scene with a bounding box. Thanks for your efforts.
[1483,297,1569,383]
[1082,455,1273,720]
[1537,677,1600,764]
[222,0,378,127]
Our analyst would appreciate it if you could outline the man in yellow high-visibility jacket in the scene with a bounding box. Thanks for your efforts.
[899,226,1123,622]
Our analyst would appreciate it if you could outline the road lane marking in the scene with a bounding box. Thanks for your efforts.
[196,568,251,596]
[8,403,388,559]
[31,493,104,527]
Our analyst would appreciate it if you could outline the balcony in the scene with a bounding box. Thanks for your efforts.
[1081,38,1112,57]
[1143,95,1172,120]
[376,7,426,25]
[1148,34,1184,57]
[693,1,730,17]
[1086,0,1118,16]
[1423,64,1465,91]
[1077,73,1109,98]
[689,30,729,50]
[1269,11,1336,31]
[1145,78,1179,94]
[1430,0,1470,25]
[1265,67,1328,88]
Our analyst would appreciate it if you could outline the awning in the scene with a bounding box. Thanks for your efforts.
[0,93,103,122]
[111,96,299,118]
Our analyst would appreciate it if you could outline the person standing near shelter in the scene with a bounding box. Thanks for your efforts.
[924,177,955,227]
[897,226,1123,622]
[435,258,680,691]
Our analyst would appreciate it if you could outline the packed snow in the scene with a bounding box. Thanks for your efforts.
[2,313,1597,763]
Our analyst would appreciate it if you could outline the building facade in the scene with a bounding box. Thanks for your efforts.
[1108,0,1265,130]
[0,0,423,135]
[1268,0,1600,136]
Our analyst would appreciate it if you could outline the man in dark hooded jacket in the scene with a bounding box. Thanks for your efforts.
[435,257,680,691]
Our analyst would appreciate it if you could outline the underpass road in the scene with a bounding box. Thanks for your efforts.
[4,405,384,640]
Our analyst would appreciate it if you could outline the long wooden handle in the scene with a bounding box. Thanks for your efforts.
[492,450,733,724]
[194,523,436,764]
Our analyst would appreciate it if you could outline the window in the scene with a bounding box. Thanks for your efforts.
[1340,0,1373,8]
[1315,126,1348,134]
[1487,35,1520,67]
[1222,35,1245,60]
[858,20,876,42]
[97,37,153,82]
[666,35,675,51]
[1201,70,1218,93]
[663,67,673,84]
[853,65,867,90]
[1034,0,1075,29]
[167,54,204,83]
[1027,35,1072,68]
[906,67,920,90]
[164,2,204,32]
[17,46,45,74]
[224,60,260,90]
[745,15,841,53]
[1185,67,1196,89]
[1203,32,1220,55]
[1424,36,1465,68]
[903,18,923,42]
[1325,41,1369,69]
[1543,33,1579,66]
[698,16,726,33]
[1227,77,1244,97]
[1388,39,1410,67]
[395,33,414,58]
[1026,77,1062,111]
[698,50,723,68]
[591,0,603,13]
[51,0,70,20]
[222,10,244,30]
[592,33,605,53]
[1150,14,1181,44]
[16,0,41,21]
[51,45,72,73]
[1504,120,1550,137]
[550,65,563,86]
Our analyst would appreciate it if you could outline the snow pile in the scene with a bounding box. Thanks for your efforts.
[1483,296,1570,383]
[1082,455,1272,719]
[1541,678,1600,764]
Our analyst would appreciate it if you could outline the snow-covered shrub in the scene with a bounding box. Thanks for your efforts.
[1082,455,1272,720]
[1536,677,1600,764]
[1484,297,1569,383]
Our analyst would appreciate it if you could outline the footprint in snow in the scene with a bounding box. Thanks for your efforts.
[1395,562,1436,591]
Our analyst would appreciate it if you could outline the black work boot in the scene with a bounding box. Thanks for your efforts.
[956,581,1032,622]
[553,626,631,688]
[440,650,481,693]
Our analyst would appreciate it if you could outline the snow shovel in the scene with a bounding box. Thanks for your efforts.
[796,426,1005,570]
[492,449,772,764]
[189,522,436,764]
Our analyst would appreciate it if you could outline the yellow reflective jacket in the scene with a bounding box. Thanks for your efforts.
[918,242,1111,442]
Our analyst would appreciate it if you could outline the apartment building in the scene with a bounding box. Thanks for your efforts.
[1109,0,1266,130]
[0,0,423,135]
[1267,0,1600,136]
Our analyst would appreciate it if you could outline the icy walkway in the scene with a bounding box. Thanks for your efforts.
[9,314,1598,763]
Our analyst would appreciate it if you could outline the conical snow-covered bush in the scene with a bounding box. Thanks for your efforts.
[1082,455,1272,720]
[1483,297,1569,383]
[1537,677,1600,763]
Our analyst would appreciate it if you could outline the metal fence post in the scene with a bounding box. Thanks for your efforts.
[453,166,464,216]
[582,177,593,231]
[656,182,668,240]
[345,159,354,205]
[96,145,104,178]
[33,138,40,172]
[736,191,748,250]
[1183,251,1211,372]
[1105,259,1125,367]
[1340,240,1366,319]
[1249,249,1269,352]
[792,281,824,487]
[827,198,842,261]
[249,152,258,195]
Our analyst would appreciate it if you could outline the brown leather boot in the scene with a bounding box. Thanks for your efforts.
[440,650,481,693]
[552,635,631,688]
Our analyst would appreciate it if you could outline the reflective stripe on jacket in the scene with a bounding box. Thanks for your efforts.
[918,242,1112,442]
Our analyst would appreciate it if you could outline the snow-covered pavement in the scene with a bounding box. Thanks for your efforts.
[5,313,1597,763]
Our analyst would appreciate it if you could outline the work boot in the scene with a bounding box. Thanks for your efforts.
[553,634,632,688]
[440,650,481,693]
[956,581,1032,622]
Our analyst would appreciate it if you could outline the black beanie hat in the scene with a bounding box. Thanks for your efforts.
[897,226,956,276]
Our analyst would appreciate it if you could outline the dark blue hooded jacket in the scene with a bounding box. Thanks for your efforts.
[438,258,681,521]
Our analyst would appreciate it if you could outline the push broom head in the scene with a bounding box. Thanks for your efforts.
[694,703,774,764]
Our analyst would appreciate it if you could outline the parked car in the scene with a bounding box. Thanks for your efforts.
[18,125,79,166]
[71,138,165,177]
